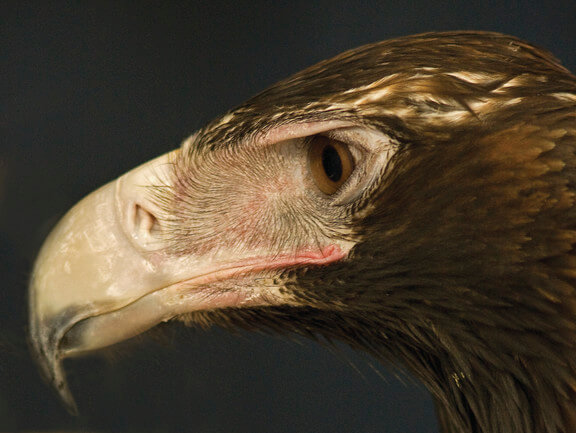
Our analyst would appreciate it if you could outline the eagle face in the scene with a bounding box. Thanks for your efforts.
[29,32,576,433]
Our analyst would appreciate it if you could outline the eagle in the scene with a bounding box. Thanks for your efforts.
[29,31,576,433]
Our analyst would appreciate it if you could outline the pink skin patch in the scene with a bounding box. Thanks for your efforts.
[168,243,348,310]
[237,243,347,272]
[175,244,347,294]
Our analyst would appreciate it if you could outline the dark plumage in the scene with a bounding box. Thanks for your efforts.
[29,32,576,433]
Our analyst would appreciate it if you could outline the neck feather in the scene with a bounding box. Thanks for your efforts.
[379,316,576,433]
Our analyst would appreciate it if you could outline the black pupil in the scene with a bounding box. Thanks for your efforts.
[321,144,343,182]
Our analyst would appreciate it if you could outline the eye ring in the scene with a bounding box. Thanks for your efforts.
[308,135,355,195]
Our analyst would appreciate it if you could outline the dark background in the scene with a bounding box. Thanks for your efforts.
[2,1,575,432]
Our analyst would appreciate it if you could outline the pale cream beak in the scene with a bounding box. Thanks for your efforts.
[28,148,304,413]
[29,150,186,411]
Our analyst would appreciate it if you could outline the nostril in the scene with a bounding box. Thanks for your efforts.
[127,203,162,249]
[135,203,159,235]
[114,152,176,251]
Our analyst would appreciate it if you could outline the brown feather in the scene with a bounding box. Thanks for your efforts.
[165,31,576,432]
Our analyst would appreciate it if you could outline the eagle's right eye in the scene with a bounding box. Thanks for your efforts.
[308,135,355,195]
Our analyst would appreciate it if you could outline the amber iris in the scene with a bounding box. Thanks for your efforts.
[308,135,354,195]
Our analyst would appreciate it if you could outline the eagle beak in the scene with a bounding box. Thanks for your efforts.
[29,150,187,412]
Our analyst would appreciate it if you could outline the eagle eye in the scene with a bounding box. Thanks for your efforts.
[308,135,355,195]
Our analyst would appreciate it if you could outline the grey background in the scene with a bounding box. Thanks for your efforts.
[2,1,575,432]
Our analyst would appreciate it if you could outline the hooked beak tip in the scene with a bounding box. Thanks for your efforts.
[29,334,79,415]
[29,304,79,415]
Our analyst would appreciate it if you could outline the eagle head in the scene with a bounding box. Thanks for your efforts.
[29,32,576,433]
